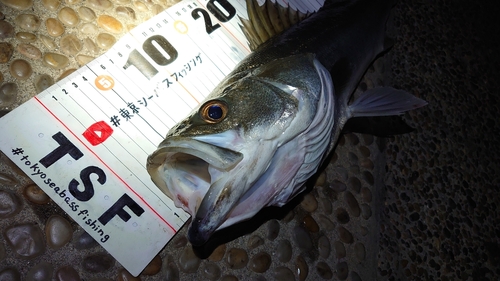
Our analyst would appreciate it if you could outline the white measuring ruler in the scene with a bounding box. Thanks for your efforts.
[0,0,323,276]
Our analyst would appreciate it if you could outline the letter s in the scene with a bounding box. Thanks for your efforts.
[69,166,106,201]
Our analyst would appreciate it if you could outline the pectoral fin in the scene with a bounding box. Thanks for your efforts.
[347,87,427,118]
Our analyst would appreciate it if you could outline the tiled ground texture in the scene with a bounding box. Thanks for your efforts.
[0,0,498,280]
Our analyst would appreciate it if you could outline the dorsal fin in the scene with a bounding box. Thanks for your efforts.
[239,0,311,51]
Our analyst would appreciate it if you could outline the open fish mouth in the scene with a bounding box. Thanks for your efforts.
[147,137,243,218]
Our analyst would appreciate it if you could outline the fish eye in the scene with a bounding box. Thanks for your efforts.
[200,100,228,123]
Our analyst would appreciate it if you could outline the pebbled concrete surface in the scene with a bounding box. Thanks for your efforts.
[378,0,500,280]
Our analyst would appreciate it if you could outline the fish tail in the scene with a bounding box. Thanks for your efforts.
[347,87,427,118]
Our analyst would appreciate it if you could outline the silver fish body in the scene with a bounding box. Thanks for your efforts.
[147,0,427,245]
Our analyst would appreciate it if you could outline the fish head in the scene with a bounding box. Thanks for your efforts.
[147,53,334,245]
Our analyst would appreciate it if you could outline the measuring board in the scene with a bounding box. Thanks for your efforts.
[0,0,323,276]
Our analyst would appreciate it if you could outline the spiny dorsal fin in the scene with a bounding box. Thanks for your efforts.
[239,0,310,51]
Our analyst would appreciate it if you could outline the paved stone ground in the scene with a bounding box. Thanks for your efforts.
[378,1,500,280]
[1,0,499,280]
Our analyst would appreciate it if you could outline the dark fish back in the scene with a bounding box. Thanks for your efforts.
[236,0,395,100]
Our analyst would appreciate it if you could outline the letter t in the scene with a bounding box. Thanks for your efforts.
[39,132,83,168]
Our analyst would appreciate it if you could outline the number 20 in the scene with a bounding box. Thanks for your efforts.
[192,0,236,34]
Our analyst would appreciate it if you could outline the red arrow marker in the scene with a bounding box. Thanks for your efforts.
[83,121,113,146]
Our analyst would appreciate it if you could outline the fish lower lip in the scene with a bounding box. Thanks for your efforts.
[187,217,210,245]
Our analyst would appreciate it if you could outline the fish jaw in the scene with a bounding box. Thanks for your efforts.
[146,135,244,216]
[186,138,279,245]
[147,128,282,245]
[148,130,285,245]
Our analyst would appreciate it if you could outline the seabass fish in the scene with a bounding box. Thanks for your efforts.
[147,0,426,245]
